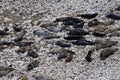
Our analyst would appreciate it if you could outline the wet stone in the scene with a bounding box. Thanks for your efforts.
[27,60,39,71]
[100,47,118,60]
[80,13,98,19]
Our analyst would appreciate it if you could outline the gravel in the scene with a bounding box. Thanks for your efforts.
[0,0,120,80]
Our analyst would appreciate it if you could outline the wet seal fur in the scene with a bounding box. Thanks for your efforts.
[100,47,118,60]
[80,13,98,19]
[85,48,95,62]
[106,13,120,20]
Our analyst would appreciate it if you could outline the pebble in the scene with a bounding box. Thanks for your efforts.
[27,60,39,71]
[100,47,118,60]
[106,13,120,20]
[80,13,98,19]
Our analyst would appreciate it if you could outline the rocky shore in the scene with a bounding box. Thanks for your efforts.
[0,0,120,80]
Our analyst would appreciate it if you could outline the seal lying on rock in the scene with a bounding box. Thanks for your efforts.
[80,13,98,19]
[100,47,118,60]
[106,13,120,20]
